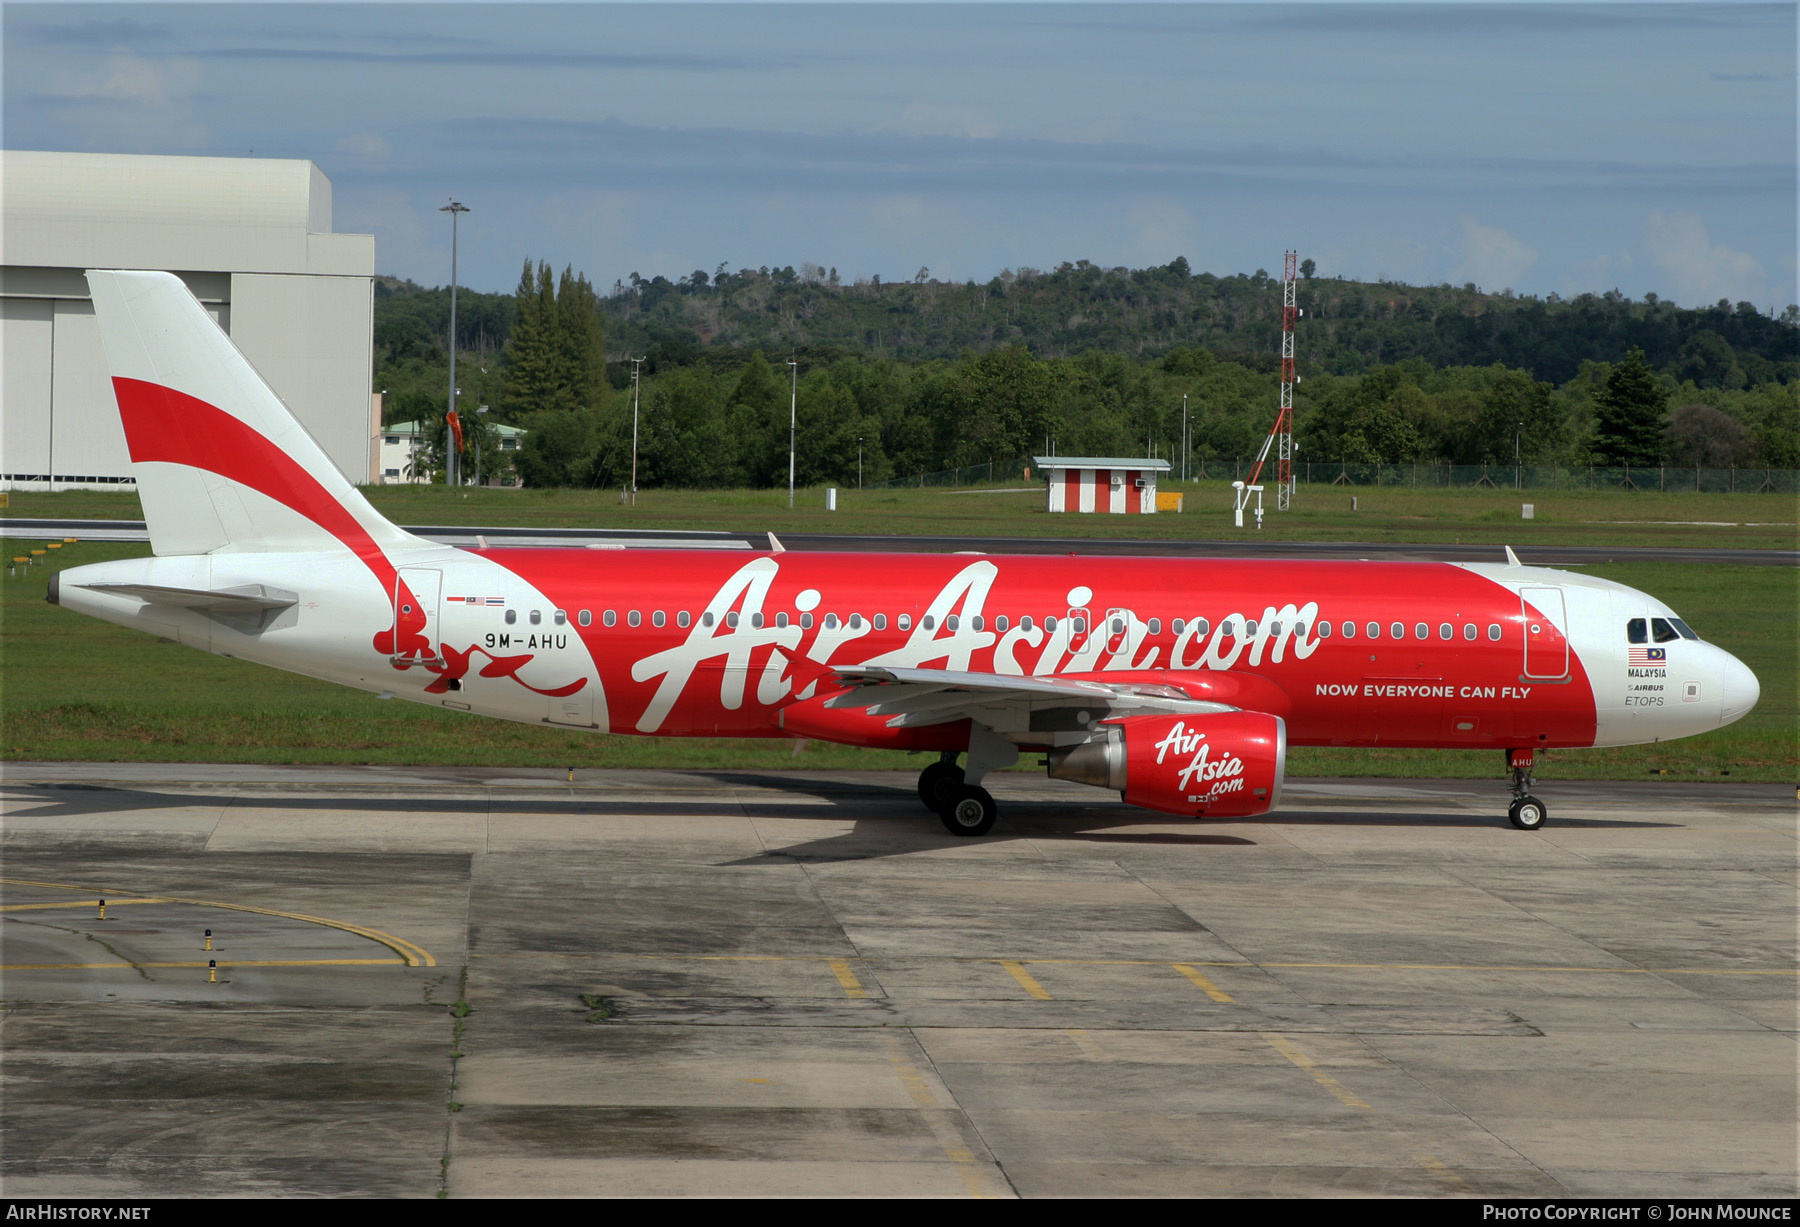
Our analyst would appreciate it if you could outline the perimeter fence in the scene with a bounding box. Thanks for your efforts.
[871,460,1799,494]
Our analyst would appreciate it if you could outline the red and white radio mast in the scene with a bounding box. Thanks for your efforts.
[1235,251,1300,522]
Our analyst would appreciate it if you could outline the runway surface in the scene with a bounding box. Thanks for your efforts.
[3,763,1793,1198]
[4,517,1795,565]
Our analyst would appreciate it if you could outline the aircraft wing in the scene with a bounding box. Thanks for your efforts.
[824,664,1233,729]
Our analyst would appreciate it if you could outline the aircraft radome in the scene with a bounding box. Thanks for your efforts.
[52,271,1761,836]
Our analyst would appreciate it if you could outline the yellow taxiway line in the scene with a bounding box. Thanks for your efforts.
[0,877,434,967]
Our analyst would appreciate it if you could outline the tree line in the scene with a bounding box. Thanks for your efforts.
[372,257,1799,489]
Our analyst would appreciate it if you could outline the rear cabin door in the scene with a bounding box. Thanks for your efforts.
[395,567,442,664]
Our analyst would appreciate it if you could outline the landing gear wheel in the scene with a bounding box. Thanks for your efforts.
[938,784,997,837]
[1508,796,1547,831]
[917,760,964,812]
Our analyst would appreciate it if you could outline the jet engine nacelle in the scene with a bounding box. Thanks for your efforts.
[1047,710,1287,818]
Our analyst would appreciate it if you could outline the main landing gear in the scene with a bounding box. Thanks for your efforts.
[1506,748,1548,831]
[916,745,1006,838]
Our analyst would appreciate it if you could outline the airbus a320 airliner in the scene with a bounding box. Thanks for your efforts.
[51,271,1760,835]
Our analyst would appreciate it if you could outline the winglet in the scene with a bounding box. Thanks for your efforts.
[1504,546,1522,568]
[767,532,786,554]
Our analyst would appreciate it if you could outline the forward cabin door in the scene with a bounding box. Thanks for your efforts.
[1521,586,1570,681]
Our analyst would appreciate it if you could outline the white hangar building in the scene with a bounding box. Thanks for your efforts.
[0,150,378,490]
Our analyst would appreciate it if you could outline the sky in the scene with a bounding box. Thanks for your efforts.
[5,2,1795,310]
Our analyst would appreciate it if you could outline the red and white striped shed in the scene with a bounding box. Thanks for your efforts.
[1034,456,1172,514]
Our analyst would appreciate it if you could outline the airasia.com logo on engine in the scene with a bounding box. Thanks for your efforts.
[1153,720,1247,799]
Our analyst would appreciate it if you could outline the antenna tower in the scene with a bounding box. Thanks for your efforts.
[1236,250,1300,517]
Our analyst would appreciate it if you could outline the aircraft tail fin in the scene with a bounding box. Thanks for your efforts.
[85,269,427,559]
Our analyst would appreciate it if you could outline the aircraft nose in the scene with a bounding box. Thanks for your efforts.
[1718,650,1760,726]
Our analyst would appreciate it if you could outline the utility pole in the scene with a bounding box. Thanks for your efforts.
[786,354,798,509]
[630,357,643,506]
[857,436,864,490]
[439,199,469,487]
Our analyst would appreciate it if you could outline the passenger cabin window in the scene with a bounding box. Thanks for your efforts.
[1391,622,1405,640]
[825,613,840,630]
[1626,618,1648,644]
[530,610,542,626]
[922,615,935,630]
[1651,617,1680,644]
[1414,622,1428,640]
[701,612,715,628]
[1044,615,1057,632]
[1147,618,1161,635]
[1193,618,1209,637]
[1487,624,1502,641]
[1367,622,1381,639]
[1317,621,1331,638]
[898,614,911,631]
[1245,620,1259,638]
[726,612,739,628]
[603,610,616,627]
[627,610,641,628]
[677,612,691,629]
[578,610,591,628]
[1071,616,1086,633]
[851,613,864,630]
[946,615,959,631]
[1021,615,1034,632]
[1438,623,1452,640]
[554,610,567,626]
[750,612,764,629]
[874,614,887,631]
[994,615,1008,632]
[505,609,517,625]
[1462,623,1476,641]
[801,612,814,630]
[652,611,666,628]
[776,612,789,629]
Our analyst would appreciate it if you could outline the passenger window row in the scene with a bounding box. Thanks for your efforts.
[499,609,1509,646]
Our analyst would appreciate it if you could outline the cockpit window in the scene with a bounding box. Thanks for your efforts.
[1667,617,1700,641]
[1626,618,1647,644]
[1650,617,1681,644]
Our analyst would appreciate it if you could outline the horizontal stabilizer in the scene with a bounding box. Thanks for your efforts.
[76,582,298,612]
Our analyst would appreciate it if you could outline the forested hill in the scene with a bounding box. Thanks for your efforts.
[598,260,1797,387]
[376,260,1798,391]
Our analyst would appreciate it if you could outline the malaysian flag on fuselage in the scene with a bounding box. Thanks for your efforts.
[1628,645,1667,666]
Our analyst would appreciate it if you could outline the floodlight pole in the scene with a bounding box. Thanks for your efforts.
[786,355,798,509]
[439,199,469,486]
[630,357,643,506]
[1182,394,1189,483]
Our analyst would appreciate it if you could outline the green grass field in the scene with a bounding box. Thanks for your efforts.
[3,529,1791,783]
[5,479,1796,550]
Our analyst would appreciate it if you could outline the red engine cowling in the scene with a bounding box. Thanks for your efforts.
[1048,710,1287,818]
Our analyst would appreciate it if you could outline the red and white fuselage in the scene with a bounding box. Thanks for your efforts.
[53,272,1760,832]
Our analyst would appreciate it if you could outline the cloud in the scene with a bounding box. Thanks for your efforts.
[1124,198,1198,268]
[335,132,391,162]
[1644,211,1767,306]
[44,52,198,108]
[1449,217,1538,290]
[36,53,208,151]
[890,103,1000,141]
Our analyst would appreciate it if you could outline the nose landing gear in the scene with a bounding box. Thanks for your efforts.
[1506,748,1548,830]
